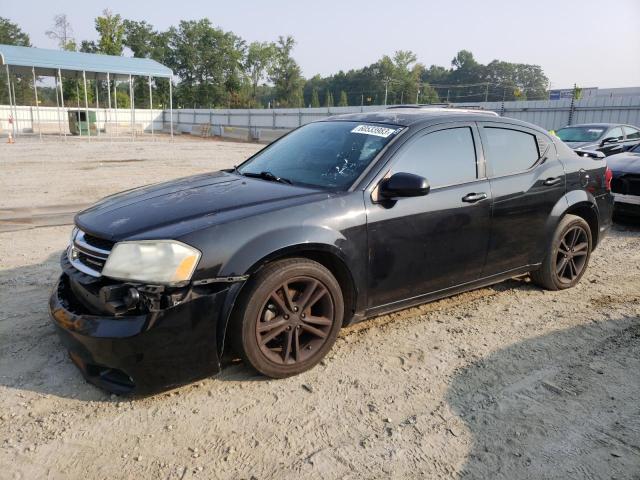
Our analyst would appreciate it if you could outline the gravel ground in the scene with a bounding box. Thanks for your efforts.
[0,137,639,479]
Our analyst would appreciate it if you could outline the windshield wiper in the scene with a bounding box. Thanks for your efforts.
[242,171,293,185]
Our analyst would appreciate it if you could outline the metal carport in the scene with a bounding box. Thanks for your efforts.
[0,44,174,140]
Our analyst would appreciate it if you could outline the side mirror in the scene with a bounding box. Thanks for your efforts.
[601,136,618,146]
[379,172,430,199]
[575,149,605,159]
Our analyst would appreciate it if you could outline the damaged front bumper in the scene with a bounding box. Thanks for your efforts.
[49,267,241,395]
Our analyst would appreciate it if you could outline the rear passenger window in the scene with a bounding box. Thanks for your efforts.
[484,127,540,177]
[391,127,477,188]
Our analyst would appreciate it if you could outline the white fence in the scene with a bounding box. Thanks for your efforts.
[0,105,163,136]
[2,95,639,141]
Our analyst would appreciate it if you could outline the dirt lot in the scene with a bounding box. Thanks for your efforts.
[1,137,639,479]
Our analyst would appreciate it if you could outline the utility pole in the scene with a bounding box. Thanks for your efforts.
[416,89,420,104]
[484,83,489,102]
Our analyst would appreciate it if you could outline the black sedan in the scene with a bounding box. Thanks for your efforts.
[608,142,640,216]
[49,108,614,394]
[555,123,640,156]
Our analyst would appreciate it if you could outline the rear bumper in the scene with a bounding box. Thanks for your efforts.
[613,193,640,217]
[49,274,234,395]
[594,192,614,246]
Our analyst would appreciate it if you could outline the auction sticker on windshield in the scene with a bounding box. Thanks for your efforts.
[351,125,398,138]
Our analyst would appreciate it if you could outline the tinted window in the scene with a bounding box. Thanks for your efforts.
[484,127,539,177]
[391,127,477,187]
[239,121,401,189]
[556,126,605,142]
[607,127,624,141]
[624,126,640,140]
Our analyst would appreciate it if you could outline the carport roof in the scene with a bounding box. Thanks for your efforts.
[0,44,172,80]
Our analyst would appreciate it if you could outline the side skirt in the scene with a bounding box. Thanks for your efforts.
[353,264,540,323]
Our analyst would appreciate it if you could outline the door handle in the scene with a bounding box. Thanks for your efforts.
[543,177,562,186]
[462,192,487,203]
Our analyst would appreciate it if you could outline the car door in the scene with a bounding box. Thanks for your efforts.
[478,122,566,276]
[600,126,625,156]
[365,123,492,309]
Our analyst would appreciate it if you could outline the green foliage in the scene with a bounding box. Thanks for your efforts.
[246,41,277,106]
[95,9,125,56]
[325,90,334,107]
[2,13,551,109]
[338,90,348,106]
[166,19,246,108]
[310,88,320,107]
[269,36,304,107]
[0,17,31,46]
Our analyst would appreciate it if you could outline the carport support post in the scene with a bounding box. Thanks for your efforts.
[148,76,154,139]
[114,79,119,138]
[5,65,15,140]
[106,73,112,140]
[129,74,134,141]
[58,69,66,141]
[169,77,174,140]
[9,74,19,138]
[95,80,100,137]
[31,67,42,140]
[82,70,90,140]
[54,74,61,138]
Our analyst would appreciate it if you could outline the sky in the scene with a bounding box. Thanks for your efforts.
[3,0,640,88]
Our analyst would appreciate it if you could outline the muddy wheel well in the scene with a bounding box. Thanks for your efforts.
[566,203,599,248]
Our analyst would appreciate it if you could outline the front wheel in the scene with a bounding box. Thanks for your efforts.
[231,258,343,378]
[531,214,592,290]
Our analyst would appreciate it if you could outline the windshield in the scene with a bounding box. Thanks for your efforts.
[556,126,606,143]
[238,121,402,189]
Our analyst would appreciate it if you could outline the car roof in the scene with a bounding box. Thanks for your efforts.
[325,107,547,133]
[558,123,623,129]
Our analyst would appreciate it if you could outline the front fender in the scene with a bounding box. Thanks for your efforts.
[222,225,348,276]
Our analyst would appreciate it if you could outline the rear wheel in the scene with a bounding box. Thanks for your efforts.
[232,258,343,378]
[531,214,592,290]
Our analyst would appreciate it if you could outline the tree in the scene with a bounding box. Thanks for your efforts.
[79,40,98,53]
[338,90,348,106]
[95,9,125,56]
[310,88,320,107]
[166,19,246,108]
[245,41,276,107]
[46,14,76,51]
[324,90,334,107]
[269,36,304,107]
[0,17,30,46]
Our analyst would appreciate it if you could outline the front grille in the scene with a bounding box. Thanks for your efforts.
[82,232,115,251]
[68,229,112,277]
[611,174,640,196]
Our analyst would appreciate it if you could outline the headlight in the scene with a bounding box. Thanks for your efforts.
[102,240,201,284]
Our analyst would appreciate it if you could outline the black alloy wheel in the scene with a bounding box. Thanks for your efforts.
[232,258,343,378]
[531,214,592,290]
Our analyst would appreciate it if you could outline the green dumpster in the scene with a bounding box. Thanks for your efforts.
[67,109,97,136]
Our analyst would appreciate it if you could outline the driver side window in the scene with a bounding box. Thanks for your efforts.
[391,127,478,188]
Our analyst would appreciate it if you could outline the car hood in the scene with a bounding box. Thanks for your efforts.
[607,151,640,175]
[75,171,326,240]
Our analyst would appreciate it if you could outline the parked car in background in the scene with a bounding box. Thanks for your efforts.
[555,123,640,156]
[608,142,640,216]
[49,108,614,395]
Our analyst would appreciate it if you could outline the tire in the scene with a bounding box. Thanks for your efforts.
[231,258,344,378]
[531,214,592,291]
